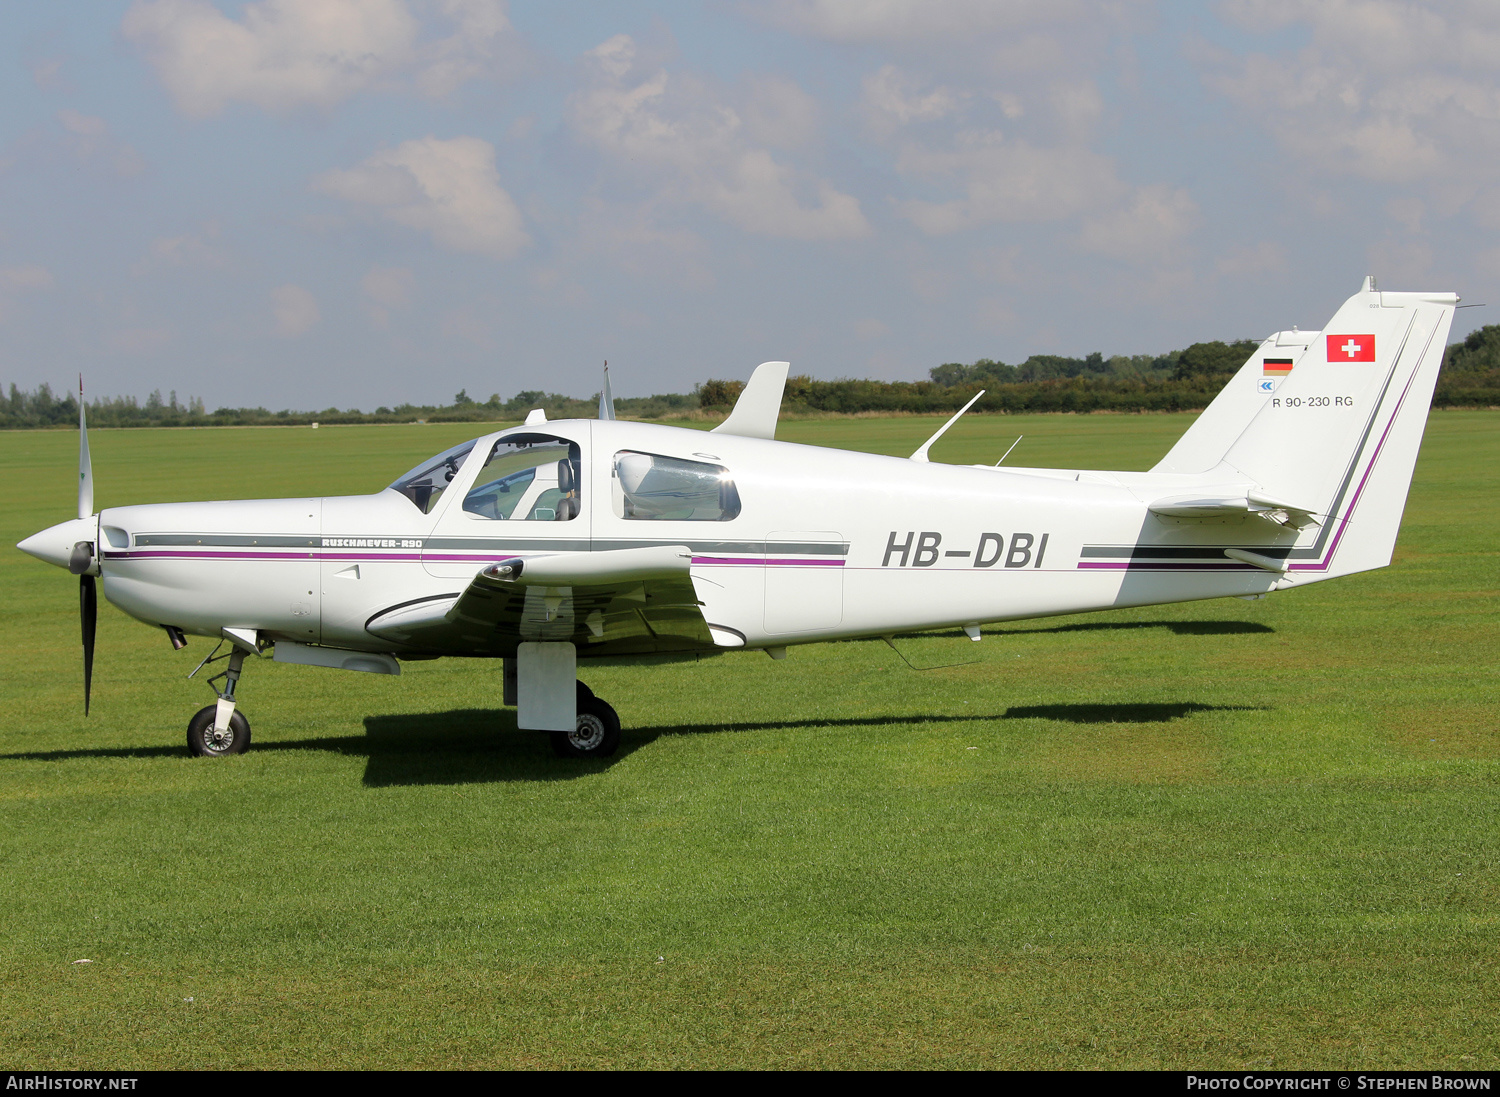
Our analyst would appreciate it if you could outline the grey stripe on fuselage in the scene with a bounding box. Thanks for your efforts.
[135,534,319,547]
[126,535,850,555]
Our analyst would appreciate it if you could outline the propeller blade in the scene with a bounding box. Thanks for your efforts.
[80,573,96,716]
[78,375,93,520]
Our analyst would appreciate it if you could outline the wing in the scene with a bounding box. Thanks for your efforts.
[365,545,715,657]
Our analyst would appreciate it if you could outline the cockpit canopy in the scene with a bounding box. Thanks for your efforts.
[389,429,742,523]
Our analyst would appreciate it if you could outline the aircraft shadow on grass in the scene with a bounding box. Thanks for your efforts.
[0,702,1261,787]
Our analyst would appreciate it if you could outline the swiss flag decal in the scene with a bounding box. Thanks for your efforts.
[1327,334,1375,362]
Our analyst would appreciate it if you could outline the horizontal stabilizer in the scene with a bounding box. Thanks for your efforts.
[1149,490,1320,529]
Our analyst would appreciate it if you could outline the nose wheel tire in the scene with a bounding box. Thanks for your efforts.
[550,696,620,759]
[187,705,251,757]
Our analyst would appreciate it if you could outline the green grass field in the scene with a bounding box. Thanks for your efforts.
[1,411,1496,1069]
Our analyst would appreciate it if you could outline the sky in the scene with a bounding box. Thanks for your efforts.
[2,0,1497,411]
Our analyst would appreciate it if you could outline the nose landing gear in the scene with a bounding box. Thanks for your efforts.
[186,643,253,757]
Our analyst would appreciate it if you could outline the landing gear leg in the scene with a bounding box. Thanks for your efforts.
[187,648,252,757]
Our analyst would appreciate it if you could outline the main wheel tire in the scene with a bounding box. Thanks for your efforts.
[186,704,251,757]
[550,696,620,759]
[576,680,595,703]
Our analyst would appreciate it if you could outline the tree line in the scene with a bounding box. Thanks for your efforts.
[6,326,1500,429]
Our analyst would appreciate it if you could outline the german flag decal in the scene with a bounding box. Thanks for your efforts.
[1263,358,1294,376]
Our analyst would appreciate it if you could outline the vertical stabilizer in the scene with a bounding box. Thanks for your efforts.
[1153,330,1319,474]
[1215,279,1457,578]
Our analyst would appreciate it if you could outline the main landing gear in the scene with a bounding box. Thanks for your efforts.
[551,680,621,760]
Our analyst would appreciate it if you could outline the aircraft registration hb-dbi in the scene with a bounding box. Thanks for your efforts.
[18,278,1459,759]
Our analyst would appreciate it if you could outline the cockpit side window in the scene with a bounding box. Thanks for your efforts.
[463,434,582,521]
[613,451,740,521]
[389,440,477,514]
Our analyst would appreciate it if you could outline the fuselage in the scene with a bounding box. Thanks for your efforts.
[81,418,1296,658]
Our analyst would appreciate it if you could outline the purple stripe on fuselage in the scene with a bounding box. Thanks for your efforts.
[1078,561,1260,571]
[105,550,847,567]
[692,556,844,566]
[107,549,424,562]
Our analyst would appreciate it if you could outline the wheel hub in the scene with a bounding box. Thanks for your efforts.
[570,714,605,751]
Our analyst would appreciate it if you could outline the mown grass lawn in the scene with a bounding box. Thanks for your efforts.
[0,411,1495,1069]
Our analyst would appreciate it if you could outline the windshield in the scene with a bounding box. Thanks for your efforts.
[388,440,477,513]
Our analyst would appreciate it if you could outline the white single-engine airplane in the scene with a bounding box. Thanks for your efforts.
[18,279,1457,759]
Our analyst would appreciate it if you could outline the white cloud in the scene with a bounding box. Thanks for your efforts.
[0,266,55,291]
[1213,240,1289,277]
[53,109,145,177]
[32,58,64,92]
[0,266,54,324]
[122,0,515,117]
[898,131,1126,231]
[362,266,415,307]
[563,200,713,287]
[1049,81,1104,139]
[743,74,821,149]
[139,224,226,272]
[1474,246,1500,280]
[57,110,106,138]
[862,65,964,134]
[413,0,518,98]
[1207,1,1500,192]
[361,266,415,326]
[107,327,175,354]
[761,0,1092,42]
[569,36,870,242]
[1367,237,1434,283]
[315,136,529,259]
[1077,185,1200,261]
[271,284,320,337]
